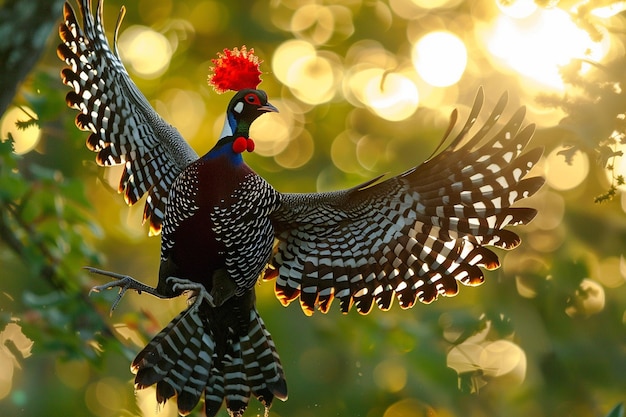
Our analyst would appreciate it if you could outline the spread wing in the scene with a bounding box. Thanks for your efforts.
[268,88,544,316]
[57,0,198,235]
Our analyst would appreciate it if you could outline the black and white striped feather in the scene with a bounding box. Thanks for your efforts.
[267,89,544,315]
[57,0,197,235]
[210,173,282,293]
[132,303,286,416]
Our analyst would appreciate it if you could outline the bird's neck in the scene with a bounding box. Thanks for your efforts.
[205,113,253,163]
[220,112,251,139]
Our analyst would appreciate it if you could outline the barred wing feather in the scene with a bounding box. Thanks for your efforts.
[268,89,544,316]
[57,0,198,234]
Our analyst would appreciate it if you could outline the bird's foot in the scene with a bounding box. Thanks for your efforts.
[166,277,216,310]
[86,266,163,315]
[210,268,237,307]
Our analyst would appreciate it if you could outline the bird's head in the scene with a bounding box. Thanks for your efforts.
[217,89,278,154]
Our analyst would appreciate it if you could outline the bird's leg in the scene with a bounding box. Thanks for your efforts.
[210,268,237,307]
[86,267,169,314]
[167,277,215,311]
[171,269,237,310]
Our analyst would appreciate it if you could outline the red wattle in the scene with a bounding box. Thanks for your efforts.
[232,137,248,154]
[232,137,255,153]
[246,138,255,152]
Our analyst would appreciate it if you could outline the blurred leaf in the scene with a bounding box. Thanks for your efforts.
[605,404,625,417]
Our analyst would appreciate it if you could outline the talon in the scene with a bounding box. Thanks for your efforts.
[85,266,167,312]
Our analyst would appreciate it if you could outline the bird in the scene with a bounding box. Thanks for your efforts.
[57,0,544,416]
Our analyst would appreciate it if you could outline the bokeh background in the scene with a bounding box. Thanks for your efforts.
[1,0,626,416]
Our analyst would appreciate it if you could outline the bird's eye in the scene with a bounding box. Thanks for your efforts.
[245,94,261,105]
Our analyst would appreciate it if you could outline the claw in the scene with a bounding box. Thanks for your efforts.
[166,277,215,309]
[85,266,167,315]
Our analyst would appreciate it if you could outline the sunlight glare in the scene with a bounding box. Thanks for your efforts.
[595,256,626,289]
[479,340,526,381]
[0,348,12,400]
[358,70,419,121]
[250,99,296,157]
[605,141,626,192]
[287,55,338,104]
[155,89,206,140]
[483,8,607,90]
[565,278,606,317]
[118,25,172,79]
[0,106,41,154]
[412,31,467,87]
[272,40,317,85]
[545,147,589,191]
[272,40,339,105]
[496,0,537,19]
[592,2,626,18]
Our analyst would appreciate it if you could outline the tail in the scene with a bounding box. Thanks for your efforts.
[131,297,287,416]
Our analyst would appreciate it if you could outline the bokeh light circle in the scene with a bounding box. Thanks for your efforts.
[412,31,467,87]
[347,68,419,121]
[545,147,589,191]
[0,106,41,154]
[118,25,172,79]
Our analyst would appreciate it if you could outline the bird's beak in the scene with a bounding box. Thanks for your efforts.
[258,103,279,113]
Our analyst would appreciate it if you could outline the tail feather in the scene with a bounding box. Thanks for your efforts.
[204,371,226,417]
[243,310,288,402]
[132,298,287,416]
[223,344,251,415]
[177,333,214,414]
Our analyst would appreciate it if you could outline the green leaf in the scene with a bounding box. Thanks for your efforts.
[605,403,624,417]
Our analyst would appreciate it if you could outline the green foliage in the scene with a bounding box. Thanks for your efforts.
[606,403,625,417]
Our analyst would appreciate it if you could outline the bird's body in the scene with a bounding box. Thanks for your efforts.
[133,91,287,415]
[159,131,279,297]
[58,0,544,416]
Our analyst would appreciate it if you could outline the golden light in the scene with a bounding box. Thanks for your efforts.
[373,358,408,393]
[287,54,338,105]
[447,342,484,374]
[412,31,467,87]
[544,147,589,191]
[592,2,626,18]
[291,4,335,45]
[350,68,419,121]
[605,141,626,192]
[118,25,172,79]
[0,348,12,400]
[250,99,298,157]
[478,340,526,381]
[290,4,354,45]
[272,40,339,105]
[496,0,537,19]
[0,106,41,154]
[384,398,433,417]
[448,339,526,383]
[274,130,315,169]
[410,0,462,8]
[389,0,462,18]
[272,39,317,85]
[331,130,360,174]
[0,323,33,400]
[594,256,626,289]
[136,386,178,417]
[482,8,608,90]
[565,278,606,317]
[155,89,205,140]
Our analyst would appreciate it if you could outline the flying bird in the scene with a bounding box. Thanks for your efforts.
[57,0,544,416]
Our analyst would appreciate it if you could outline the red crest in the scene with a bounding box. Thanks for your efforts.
[208,46,263,94]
